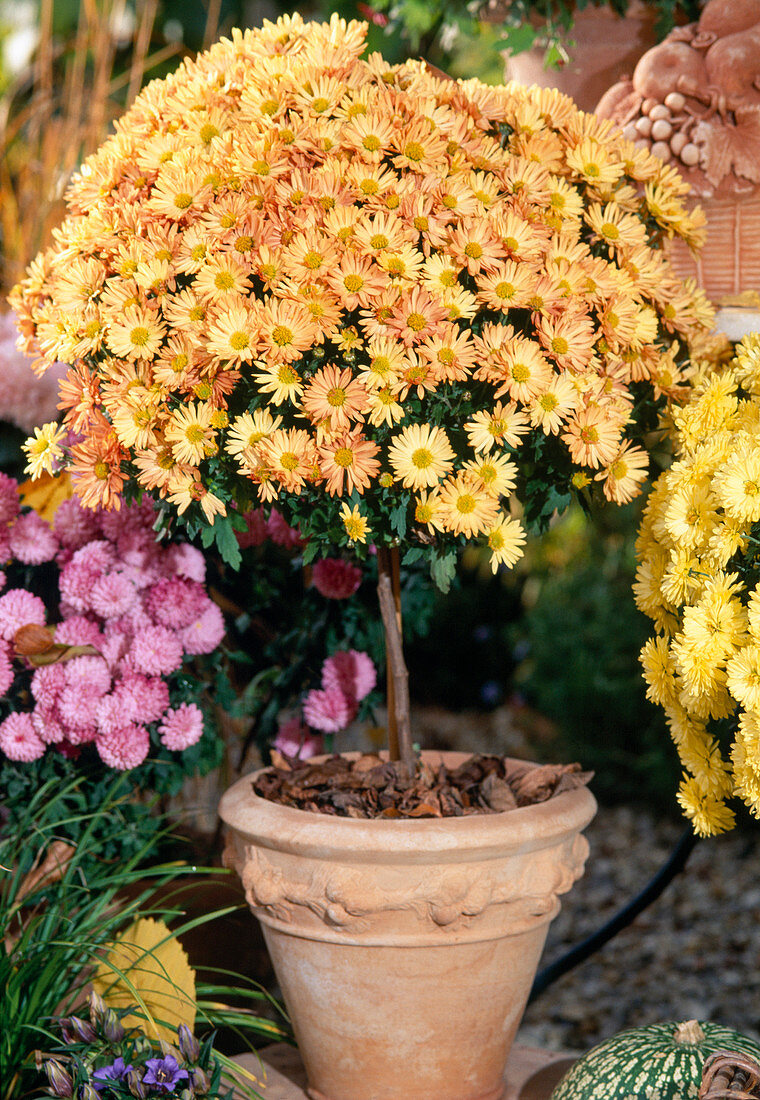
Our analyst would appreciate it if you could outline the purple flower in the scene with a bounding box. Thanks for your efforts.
[93,1057,134,1087]
[142,1055,189,1093]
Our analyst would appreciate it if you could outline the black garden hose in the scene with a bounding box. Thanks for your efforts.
[528,826,699,1004]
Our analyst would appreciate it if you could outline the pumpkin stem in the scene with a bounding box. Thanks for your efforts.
[674,1020,706,1044]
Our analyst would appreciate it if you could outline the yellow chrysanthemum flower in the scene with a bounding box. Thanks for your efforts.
[676,775,735,838]
[340,501,370,543]
[23,423,67,479]
[387,424,455,491]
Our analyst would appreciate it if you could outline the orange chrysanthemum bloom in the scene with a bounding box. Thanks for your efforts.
[319,429,380,496]
[301,365,369,431]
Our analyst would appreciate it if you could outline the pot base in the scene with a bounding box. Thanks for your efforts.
[307,1090,505,1100]
[233,1043,576,1100]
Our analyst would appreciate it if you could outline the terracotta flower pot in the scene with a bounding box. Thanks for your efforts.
[501,2,658,114]
[219,752,596,1100]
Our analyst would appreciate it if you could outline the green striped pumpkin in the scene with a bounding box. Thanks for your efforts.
[550,1020,760,1100]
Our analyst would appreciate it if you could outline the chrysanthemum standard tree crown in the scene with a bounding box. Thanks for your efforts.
[13,13,710,567]
[637,333,760,837]
[11,14,712,770]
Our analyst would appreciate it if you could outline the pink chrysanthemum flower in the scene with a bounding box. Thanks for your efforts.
[113,537,163,587]
[31,705,67,744]
[64,654,112,696]
[236,508,268,548]
[99,628,129,669]
[9,510,59,565]
[128,624,184,676]
[70,539,116,574]
[57,685,101,732]
[62,721,98,745]
[108,606,145,639]
[95,692,131,736]
[302,687,356,733]
[266,509,303,549]
[273,714,323,760]
[54,616,104,649]
[0,639,14,696]
[58,565,93,613]
[98,498,155,542]
[312,558,362,600]
[117,673,170,724]
[0,588,46,641]
[145,577,209,630]
[96,723,150,769]
[166,542,206,582]
[31,663,67,706]
[0,472,20,527]
[54,498,101,550]
[179,603,225,655]
[59,543,115,611]
[159,702,204,750]
[89,571,139,620]
[0,712,45,761]
[322,649,377,704]
[0,570,5,592]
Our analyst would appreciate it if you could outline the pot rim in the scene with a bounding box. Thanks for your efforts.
[219,750,597,862]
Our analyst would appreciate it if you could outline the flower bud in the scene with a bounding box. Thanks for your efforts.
[58,1019,76,1046]
[102,1010,124,1044]
[45,1059,74,1098]
[190,1067,210,1095]
[78,1085,99,1100]
[88,993,106,1025]
[68,1017,97,1043]
[126,1071,147,1100]
[177,1025,199,1064]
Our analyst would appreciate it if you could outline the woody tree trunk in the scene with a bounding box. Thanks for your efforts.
[376,545,415,778]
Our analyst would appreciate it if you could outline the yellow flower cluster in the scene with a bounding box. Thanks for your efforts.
[12,14,711,570]
[636,333,760,835]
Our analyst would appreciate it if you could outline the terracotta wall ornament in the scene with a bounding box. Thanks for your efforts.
[595,0,760,305]
[500,1,659,114]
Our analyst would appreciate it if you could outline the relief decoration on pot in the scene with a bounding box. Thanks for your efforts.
[222,832,590,939]
[595,0,760,201]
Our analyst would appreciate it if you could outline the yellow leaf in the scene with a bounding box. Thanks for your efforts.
[92,918,196,1043]
[18,471,73,523]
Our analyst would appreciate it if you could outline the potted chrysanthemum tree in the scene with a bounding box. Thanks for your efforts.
[11,13,712,1099]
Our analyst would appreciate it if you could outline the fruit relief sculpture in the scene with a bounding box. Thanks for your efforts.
[595,0,760,299]
[596,0,760,193]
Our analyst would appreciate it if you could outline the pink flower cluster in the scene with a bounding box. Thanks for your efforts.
[272,714,323,761]
[311,558,362,600]
[235,507,303,551]
[0,311,67,434]
[0,482,224,769]
[302,650,377,734]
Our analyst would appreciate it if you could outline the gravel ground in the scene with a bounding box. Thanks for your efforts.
[516,804,760,1053]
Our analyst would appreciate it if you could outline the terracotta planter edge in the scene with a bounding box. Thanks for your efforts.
[218,751,597,864]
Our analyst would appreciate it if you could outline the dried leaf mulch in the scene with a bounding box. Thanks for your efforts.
[252,752,593,819]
